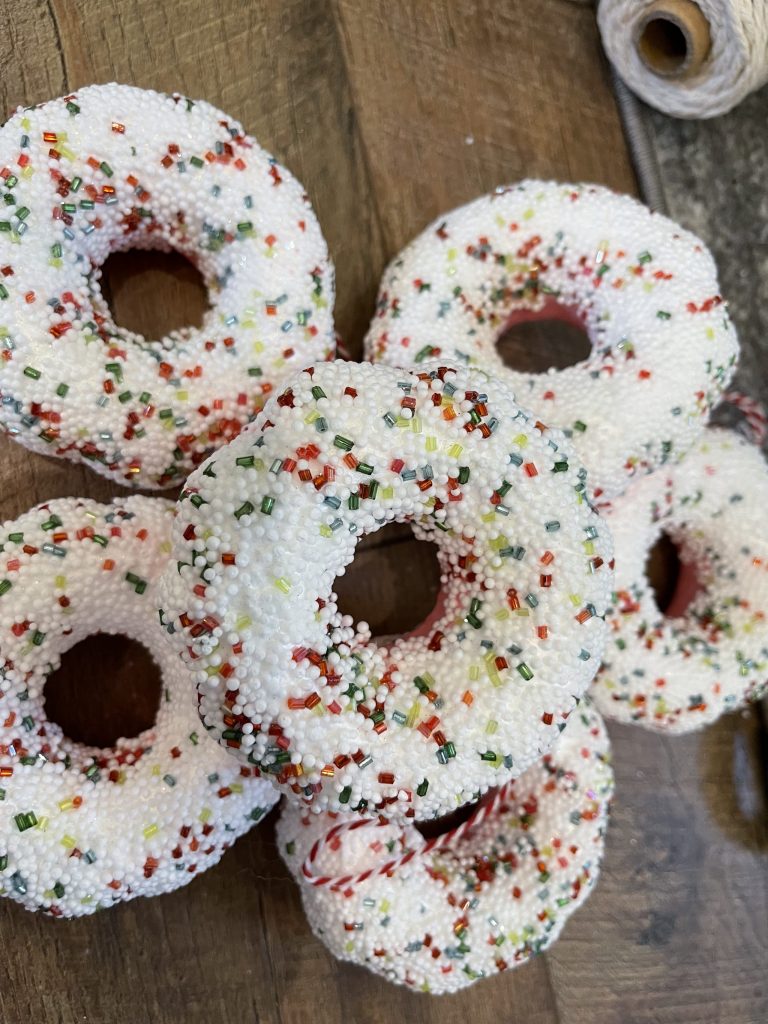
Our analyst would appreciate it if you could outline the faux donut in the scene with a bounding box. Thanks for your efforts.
[0,83,334,488]
[277,701,613,994]
[592,429,768,731]
[364,180,738,501]
[158,359,613,821]
[0,496,277,918]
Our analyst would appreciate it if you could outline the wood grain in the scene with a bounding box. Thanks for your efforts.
[0,2,765,1022]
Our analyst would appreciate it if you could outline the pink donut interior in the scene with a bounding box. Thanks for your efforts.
[663,558,701,619]
[498,298,591,360]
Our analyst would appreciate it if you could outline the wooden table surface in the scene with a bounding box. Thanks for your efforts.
[0,2,766,1022]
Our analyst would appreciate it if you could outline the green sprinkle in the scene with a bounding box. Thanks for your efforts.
[334,435,354,451]
[234,501,254,519]
[260,496,275,515]
[0,580,12,597]
[23,366,41,380]
[516,662,533,681]
[416,779,429,797]
[311,386,326,400]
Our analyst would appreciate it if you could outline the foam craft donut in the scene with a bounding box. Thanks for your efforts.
[0,83,335,488]
[364,180,738,501]
[0,496,277,918]
[592,428,768,731]
[159,360,613,821]
[277,701,613,994]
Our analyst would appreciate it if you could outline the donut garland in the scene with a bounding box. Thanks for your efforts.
[277,701,613,994]
[364,180,738,501]
[159,360,613,821]
[0,497,278,917]
[0,84,335,488]
[592,429,768,732]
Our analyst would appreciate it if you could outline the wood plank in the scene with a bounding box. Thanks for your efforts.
[0,1,765,1022]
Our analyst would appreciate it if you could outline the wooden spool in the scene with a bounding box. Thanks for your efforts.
[635,0,712,79]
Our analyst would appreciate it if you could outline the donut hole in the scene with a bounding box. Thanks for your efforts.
[415,797,483,841]
[101,249,209,339]
[43,634,162,748]
[496,302,592,374]
[646,531,698,617]
[333,522,442,639]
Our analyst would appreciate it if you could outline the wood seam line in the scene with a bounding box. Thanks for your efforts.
[328,0,391,278]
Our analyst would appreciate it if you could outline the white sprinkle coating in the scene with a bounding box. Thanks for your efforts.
[0,83,335,488]
[0,496,278,918]
[592,429,768,731]
[159,359,613,820]
[277,700,613,994]
[364,180,738,501]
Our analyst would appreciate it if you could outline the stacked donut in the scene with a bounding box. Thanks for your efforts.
[158,358,617,991]
[1,83,763,998]
[362,178,766,736]
[0,82,337,916]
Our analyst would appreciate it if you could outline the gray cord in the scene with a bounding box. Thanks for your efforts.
[611,71,668,214]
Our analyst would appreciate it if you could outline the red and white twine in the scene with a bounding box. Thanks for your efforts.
[301,785,509,890]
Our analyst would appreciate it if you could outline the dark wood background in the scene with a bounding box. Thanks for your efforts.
[0,2,766,1022]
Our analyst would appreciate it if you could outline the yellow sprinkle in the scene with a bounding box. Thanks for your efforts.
[236,614,252,631]
[160,540,172,554]
[495,608,510,621]
[319,525,332,538]
[143,823,159,839]
[447,247,457,261]
[381,486,394,500]
[469,665,480,682]
[447,443,463,458]
[273,576,292,594]
[152,765,161,776]
[252,340,265,354]
[199,808,212,823]
[176,390,189,402]
[35,816,49,832]
[58,799,73,812]
[230,783,244,795]
[513,434,529,448]
[569,593,582,607]
[60,835,76,849]
[425,435,437,452]
[304,410,320,424]
[411,416,422,434]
